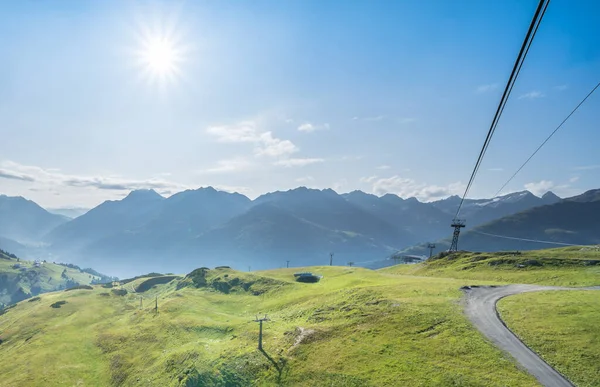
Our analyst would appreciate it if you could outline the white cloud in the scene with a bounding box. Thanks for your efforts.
[518,91,545,100]
[206,121,299,158]
[476,83,498,93]
[296,176,315,183]
[0,160,188,194]
[364,115,385,122]
[212,184,252,195]
[273,158,324,167]
[376,165,391,170]
[203,158,253,174]
[338,155,364,161]
[360,175,379,184]
[524,180,555,196]
[333,179,348,192]
[569,176,580,183]
[371,175,465,201]
[206,121,260,143]
[297,122,330,132]
[254,132,298,157]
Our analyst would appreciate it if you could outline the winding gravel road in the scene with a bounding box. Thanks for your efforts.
[463,284,600,387]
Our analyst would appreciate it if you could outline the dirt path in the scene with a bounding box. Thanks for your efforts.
[463,284,600,387]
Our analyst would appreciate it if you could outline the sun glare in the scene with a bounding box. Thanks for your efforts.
[143,37,176,75]
[134,28,187,86]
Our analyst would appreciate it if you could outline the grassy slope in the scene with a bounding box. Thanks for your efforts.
[0,267,538,387]
[381,247,600,286]
[498,291,600,387]
[382,247,600,387]
[0,253,103,306]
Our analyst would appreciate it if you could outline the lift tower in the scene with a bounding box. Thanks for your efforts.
[427,243,436,258]
[449,219,465,252]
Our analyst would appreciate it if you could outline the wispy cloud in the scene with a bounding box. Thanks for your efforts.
[398,117,416,124]
[352,116,415,124]
[0,160,187,195]
[572,165,600,171]
[569,176,580,183]
[206,121,298,157]
[212,184,252,195]
[297,122,330,133]
[524,180,554,196]
[363,115,386,122]
[0,169,35,182]
[296,176,315,183]
[518,91,545,100]
[371,175,465,201]
[375,165,391,170]
[274,158,324,167]
[202,158,253,174]
[360,175,379,184]
[475,83,498,93]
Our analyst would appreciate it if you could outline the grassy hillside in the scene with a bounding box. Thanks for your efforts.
[0,266,540,386]
[0,250,112,307]
[382,247,600,286]
[498,291,600,387]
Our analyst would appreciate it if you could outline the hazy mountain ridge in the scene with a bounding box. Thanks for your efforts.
[403,189,600,255]
[0,195,68,243]
[0,186,580,277]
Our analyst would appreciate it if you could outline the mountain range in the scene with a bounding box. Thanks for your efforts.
[403,189,600,255]
[1,186,597,277]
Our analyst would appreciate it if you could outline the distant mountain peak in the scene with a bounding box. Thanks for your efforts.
[123,189,164,201]
[541,191,561,203]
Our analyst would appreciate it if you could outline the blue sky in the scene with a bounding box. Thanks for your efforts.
[0,0,599,208]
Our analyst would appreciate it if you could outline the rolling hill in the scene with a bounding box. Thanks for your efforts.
[0,248,115,307]
[0,265,539,386]
[2,247,598,386]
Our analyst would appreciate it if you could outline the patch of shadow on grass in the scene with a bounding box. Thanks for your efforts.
[28,296,41,302]
[50,300,67,308]
[98,292,110,297]
[111,289,127,296]
[96,333,128,354]
[416,319,446,336]
[110,354,131,386]
[65,285,93,291]
[0,303,16,315]
[289,371,368,387]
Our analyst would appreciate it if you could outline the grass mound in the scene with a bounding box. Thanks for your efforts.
[50,300,67,308]
[383,246,600,286]
[179,267,288,295]
[65,284,94,291]
[111,289,128,296]
[134,275,180,292]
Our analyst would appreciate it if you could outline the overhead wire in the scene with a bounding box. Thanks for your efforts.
[454,0,550,219]
[494,81,600,197]
[471,230,596,247]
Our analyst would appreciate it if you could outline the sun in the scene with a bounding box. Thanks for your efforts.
[143,37,176,75]
[134,31,187,86]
